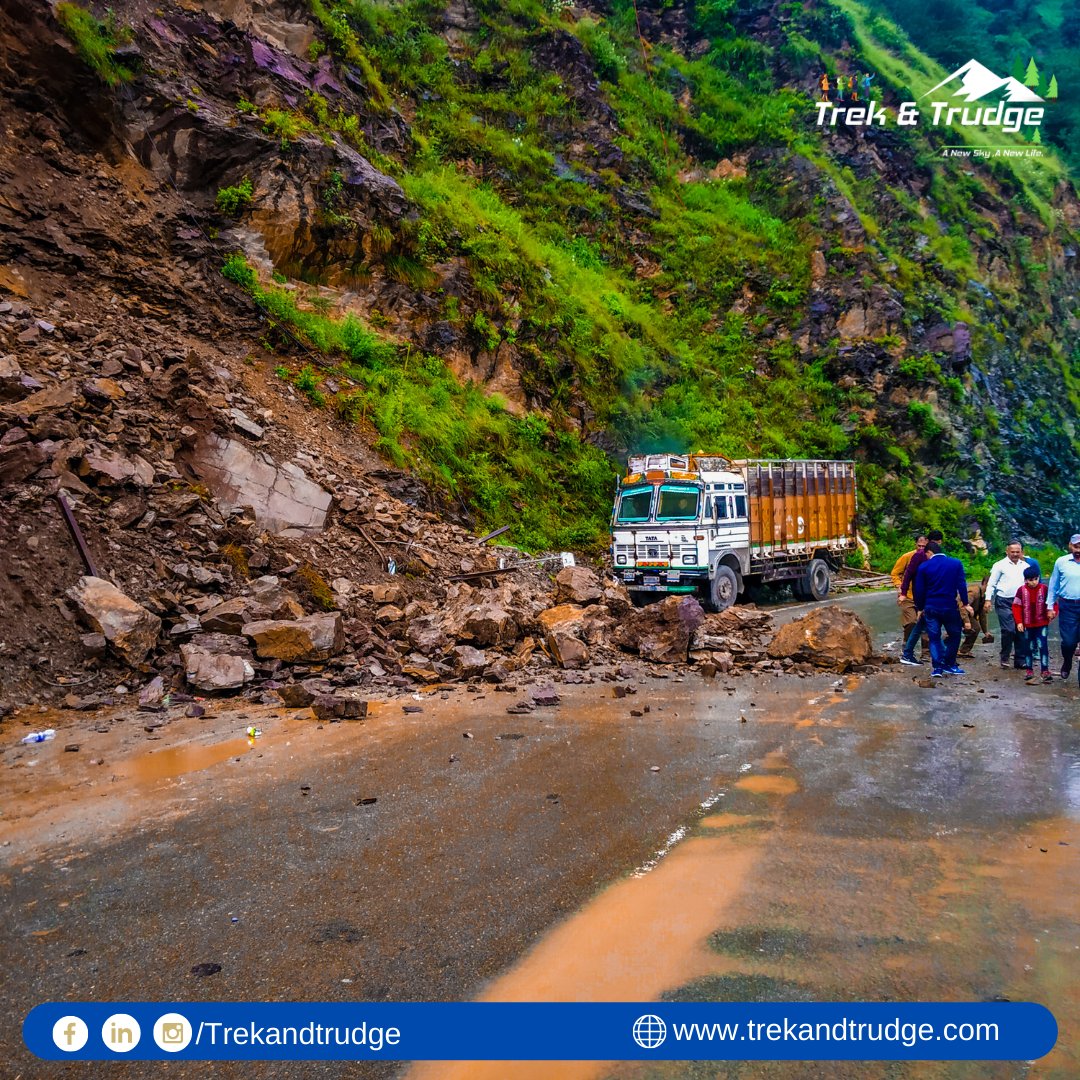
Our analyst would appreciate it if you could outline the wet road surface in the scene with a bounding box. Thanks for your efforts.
[2,592,1078,1079]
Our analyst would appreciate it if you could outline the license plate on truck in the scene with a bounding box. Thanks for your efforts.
[644,575,659,585]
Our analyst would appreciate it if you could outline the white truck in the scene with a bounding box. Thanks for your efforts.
[610,454,860,611]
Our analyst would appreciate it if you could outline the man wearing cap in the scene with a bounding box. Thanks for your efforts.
[985,540,1033,669]
[1047,534,1080,683]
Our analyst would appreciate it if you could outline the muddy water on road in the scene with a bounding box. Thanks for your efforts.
[409,592,1080,1080]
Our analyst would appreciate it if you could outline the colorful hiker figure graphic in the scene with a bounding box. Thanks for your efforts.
[819,71,830,101]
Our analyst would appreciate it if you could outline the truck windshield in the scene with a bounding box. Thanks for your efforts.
[656,485,700,521]
[616,487,652,523]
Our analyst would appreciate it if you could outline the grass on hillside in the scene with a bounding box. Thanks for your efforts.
[224,0,1072,558]
[55,2,133,86]
[222,253,615,551]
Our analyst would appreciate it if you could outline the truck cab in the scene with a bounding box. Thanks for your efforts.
[611,456,750,611]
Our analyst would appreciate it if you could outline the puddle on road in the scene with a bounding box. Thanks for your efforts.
[735,774,799,796]
[699,813,757,829]
[114,738,254,784]
[407,826,770,1080]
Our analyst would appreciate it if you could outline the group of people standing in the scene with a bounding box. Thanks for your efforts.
[818,71,874,102]
[890,532,1080,684]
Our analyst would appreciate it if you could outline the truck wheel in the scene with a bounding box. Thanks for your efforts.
[791,578,808,600]
[709,566,739,612]
[803,558,831,601]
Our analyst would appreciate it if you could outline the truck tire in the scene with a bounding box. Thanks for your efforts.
[708,565,739,612]
[791,578,808,600]
[803,558,831,601]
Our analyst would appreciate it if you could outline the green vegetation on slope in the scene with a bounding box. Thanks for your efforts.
[222,254,613,550]
[55,2,133,86]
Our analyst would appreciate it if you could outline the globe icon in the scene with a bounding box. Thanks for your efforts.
[632,1014,667,1049]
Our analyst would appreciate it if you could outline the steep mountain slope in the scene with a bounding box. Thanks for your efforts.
[3,0,1079,567]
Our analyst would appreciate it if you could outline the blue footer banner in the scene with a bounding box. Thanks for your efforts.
[25,1002,1056,1061]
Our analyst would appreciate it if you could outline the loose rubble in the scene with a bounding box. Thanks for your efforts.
[0,301,881,718]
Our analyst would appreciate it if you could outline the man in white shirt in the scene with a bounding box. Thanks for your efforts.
[984,540,1033,669]
[1047,533,1080,683]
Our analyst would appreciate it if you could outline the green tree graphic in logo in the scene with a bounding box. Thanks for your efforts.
[1047,74,1058,100]
[1024,56,1040,91]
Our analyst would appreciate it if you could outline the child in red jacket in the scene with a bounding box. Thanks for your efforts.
[1014,564,1051,684]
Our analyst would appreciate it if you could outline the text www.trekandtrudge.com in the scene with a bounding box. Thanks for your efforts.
[668,1018,1000,1048]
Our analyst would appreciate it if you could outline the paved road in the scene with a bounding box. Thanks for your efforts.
[2,593,1078,1079]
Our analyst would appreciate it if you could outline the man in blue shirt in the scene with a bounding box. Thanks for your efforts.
[1047,533,1080,683]
[913,542,974,676]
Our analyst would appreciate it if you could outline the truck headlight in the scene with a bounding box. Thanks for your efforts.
[682,553,695,564]
[616,555,626,565]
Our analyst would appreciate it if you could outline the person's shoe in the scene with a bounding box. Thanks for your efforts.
[945,666,966,676]
[982,633,994,643]
[957,651,973,658]
[931,669,944,677]
[1062,664,1072,681]
[1042,671,1053,684]
[1024,670,1036,684]
[1000,660,1011,669]
[899,654,922,666]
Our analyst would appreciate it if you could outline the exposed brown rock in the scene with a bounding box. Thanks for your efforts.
[766,606,874,671]
[614,595,706,663]
[554,565,602,605]
[66,576,162,665]
[181,642,255,691]
[244,612,345,660]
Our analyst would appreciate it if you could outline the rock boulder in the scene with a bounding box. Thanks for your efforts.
[766,606,873,670]
[614,595,705,664]
[66,576,161,664]
[554,565,602,605]
[244,612,345,661]
[181,642,255,691]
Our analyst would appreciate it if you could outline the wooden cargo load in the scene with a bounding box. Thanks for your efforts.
[733,459,857,557]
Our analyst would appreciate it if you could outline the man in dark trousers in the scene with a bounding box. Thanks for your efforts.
[899,528,943,665]
[913,541,974,677]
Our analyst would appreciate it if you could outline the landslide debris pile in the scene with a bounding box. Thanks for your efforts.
[1,289,881,713]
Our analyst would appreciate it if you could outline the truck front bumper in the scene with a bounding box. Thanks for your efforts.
[619,567,707,593]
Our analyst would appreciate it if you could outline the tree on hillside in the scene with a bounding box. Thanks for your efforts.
[1047,74,1058,100]
[1024,56,1039,89]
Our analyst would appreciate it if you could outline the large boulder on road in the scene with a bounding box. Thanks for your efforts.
[614,595,706,663]
[766,606,873,670]
[66,576,161,665]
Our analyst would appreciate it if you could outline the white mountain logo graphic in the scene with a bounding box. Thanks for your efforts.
[924,59,1043,102]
